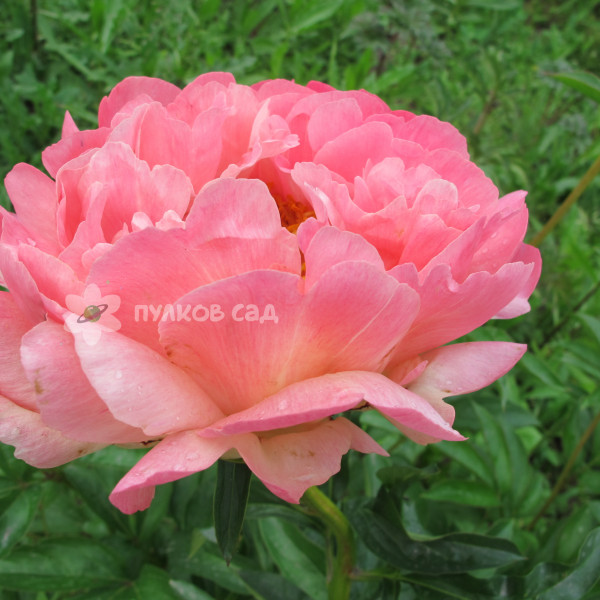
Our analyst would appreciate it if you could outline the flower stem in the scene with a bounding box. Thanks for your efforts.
[528,403,600,529]
[301,486,355,600]
[530,153,600,247]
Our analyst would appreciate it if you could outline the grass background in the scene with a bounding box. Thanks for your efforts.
[1,0,600,598]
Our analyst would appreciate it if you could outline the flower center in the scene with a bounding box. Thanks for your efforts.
[273,192,316,233]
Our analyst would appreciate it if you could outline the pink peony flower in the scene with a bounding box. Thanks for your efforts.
[0,72,541,513]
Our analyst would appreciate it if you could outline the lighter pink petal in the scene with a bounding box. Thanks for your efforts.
[409,341,526,401]
[21,321,147,443]
[0,244,45,324]
[70,328,224,437]
[0,395,102,468]
[88,226,299,352]
[307,98,364,152]
[42,128,110,178]
[314,121,394,181]
[98,76,181,128]
[238,418,386,503]
[186,178,283,240]
[0,293,37,410]
[109,431,236,513]
[302,226,384,290]
[390,262,535,360]
[494,244,541,319]
[203,370,463,442]
[160,265,419,414]
[4,164,60,254]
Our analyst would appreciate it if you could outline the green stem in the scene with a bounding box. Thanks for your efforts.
[301,486,355,600]
[530,153,600,248]
[528,403,600,529]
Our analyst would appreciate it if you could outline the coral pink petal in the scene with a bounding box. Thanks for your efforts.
[409,341,526,402]
[0,394,102,467]
[494,244,542,318]
[238,418,386,503]
[4,164,60,254]
[88,226,299,352]
[109,431,235,513]
[389,114,469,158]
[20,321,147,443]
[69,327,224,437]
[0,245,45,324]
[390,262,535,360]
[307,98,364,152]
[98,76,181,128]
[314,121,394,182]
[159,265,419,415]
[42,128,109,178]
[186,178,283,240]
[203,370,463,442]
[0,293,37,410]
[302,226,384,290]
[17,244,84,317]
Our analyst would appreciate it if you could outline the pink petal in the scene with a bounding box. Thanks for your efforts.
[159,264,419,414]
[202,371,463,442]
[109,431,235,513]
[314,121,394,182]
[42,128,110,178]
[16,244,84,318]
[494,244,541,318]
[0,293,37,410]
[0,394,102,468]
[302,226,384,291]
[0,244,45,324]
[185,178,283,240]
[4,164,60,254]
[69,326,224,437]
[306,98,364,152]
[238,418,386,503]
[390,262,535,360]
[409,341,527,401]
[98,76,181,128]
[87,226,299,352]
[20,321,147,443]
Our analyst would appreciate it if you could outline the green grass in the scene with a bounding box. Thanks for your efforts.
[1,0,600,598]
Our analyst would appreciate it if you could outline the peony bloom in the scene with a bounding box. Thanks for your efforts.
[0,72,540,513]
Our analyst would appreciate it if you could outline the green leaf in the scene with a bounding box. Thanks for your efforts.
[0,486,41,557]
[0,538,125,591]
[421,480,500,508]
[238,570,310,600]
[435,441,495,488]
[550,71,600,103]
[349,493,523,574]
[289,0,344,35]
[258,517,327,600]
[214,460,252,565]
[169,579,216,600]
[63,463,129,533]
[537,528,600,599]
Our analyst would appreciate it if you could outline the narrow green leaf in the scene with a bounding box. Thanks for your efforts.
[0,486,41,557]
[550,71,600,103]
[258,517,327,600]
[537,528,600,599]
[0,538,125,591]
[349,493,523,575]
[290,0,344,35]
[214,460,252,565]
[421,480,500,508]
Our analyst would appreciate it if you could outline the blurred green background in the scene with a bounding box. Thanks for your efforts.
[1,1,600,598]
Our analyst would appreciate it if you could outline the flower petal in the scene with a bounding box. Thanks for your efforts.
[21,321,147,443]
[0,394,102,468]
